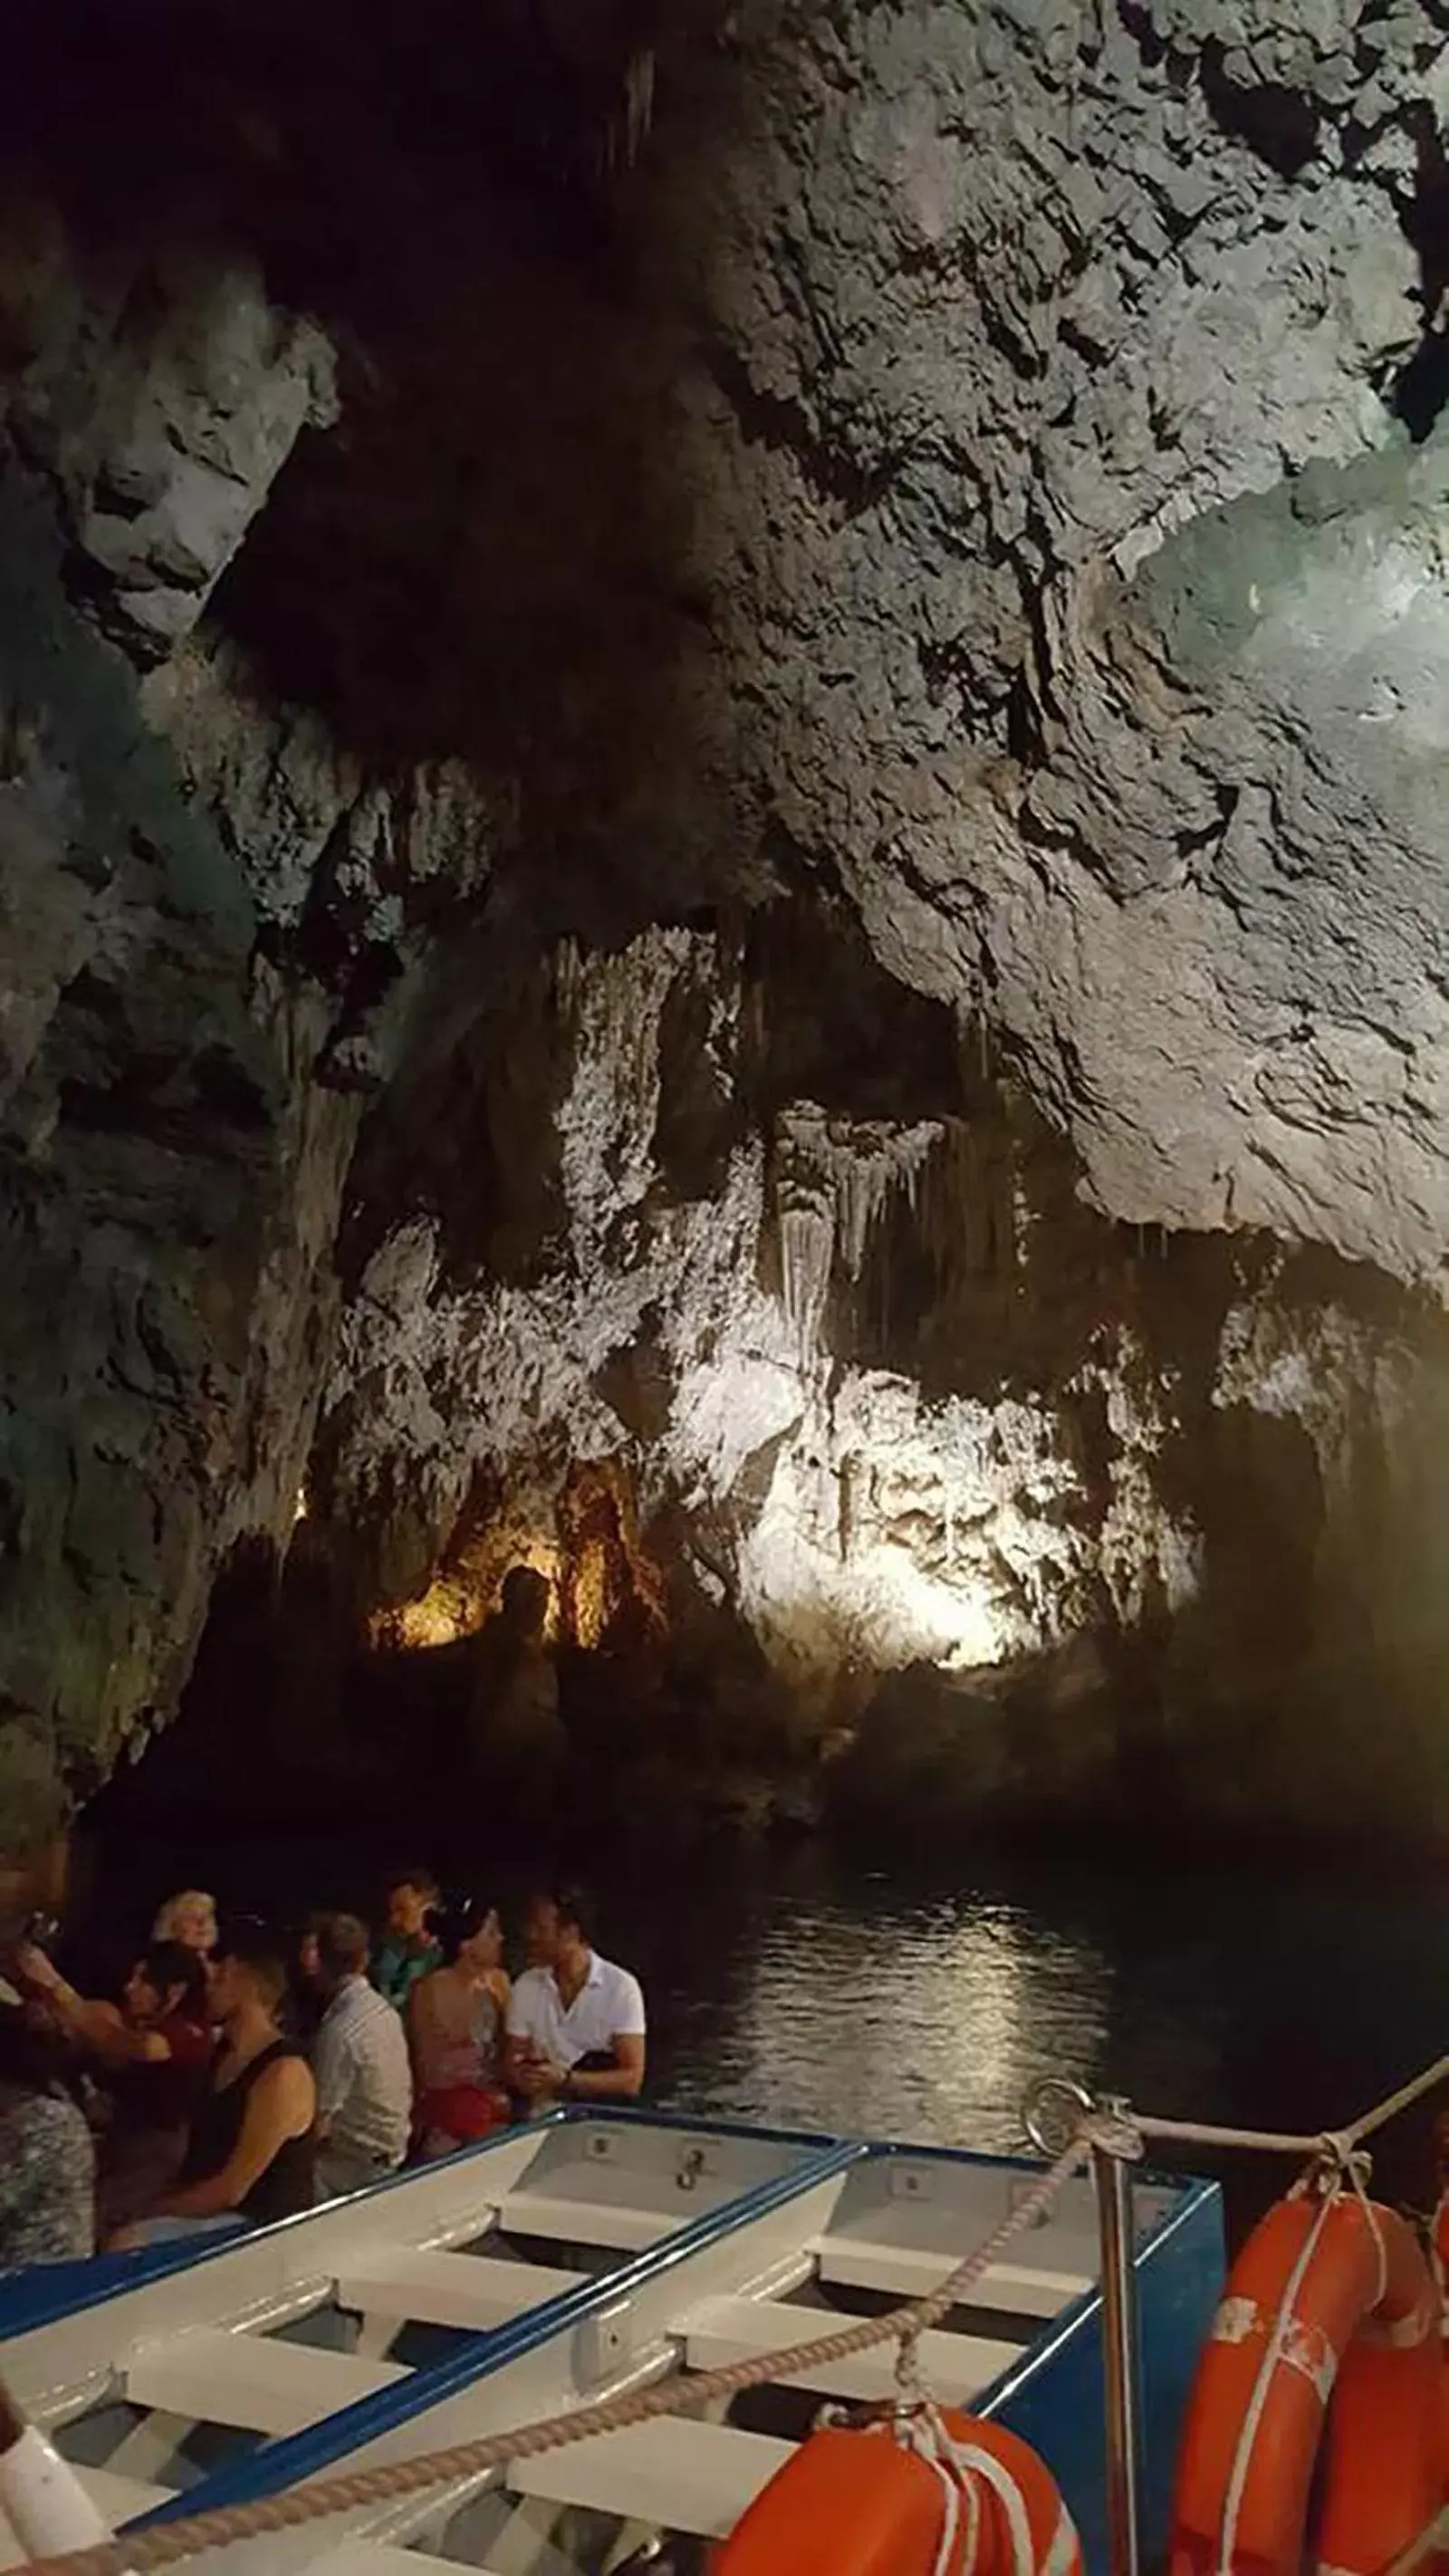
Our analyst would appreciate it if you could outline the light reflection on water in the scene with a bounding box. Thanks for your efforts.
[607,1844,1440,2183]
[657,1897,1112,2151]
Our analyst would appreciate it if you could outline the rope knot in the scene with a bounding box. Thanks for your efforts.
[1083,2106,1146,2165]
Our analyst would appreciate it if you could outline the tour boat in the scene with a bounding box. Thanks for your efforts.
[0,2104,1221,2573]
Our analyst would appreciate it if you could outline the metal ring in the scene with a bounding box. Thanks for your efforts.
[1022,2075,1095,2158]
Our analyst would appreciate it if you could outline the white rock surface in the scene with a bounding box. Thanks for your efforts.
[327,930,1213,1705]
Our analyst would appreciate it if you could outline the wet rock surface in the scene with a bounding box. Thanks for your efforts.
[3,1,1449,1841]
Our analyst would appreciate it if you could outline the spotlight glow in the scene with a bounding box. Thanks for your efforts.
[369,1536,562,1651]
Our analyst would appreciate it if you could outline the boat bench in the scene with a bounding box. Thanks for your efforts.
[810,2236,1093,2318]
[308,2546,510,2576]
[124,2329,407,2437]
[495,2191,673,2252]
[333,2248,580,2335]
[681,2295,1021,2404]
[511,2418,795,2539]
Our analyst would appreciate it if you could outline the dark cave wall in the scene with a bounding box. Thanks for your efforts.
[0,471,348,1835]
[0,206,494,1838]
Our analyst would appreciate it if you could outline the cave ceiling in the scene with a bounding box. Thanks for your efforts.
[9,0,1449,1286]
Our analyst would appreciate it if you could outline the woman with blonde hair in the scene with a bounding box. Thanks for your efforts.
[151,1891,218,1958]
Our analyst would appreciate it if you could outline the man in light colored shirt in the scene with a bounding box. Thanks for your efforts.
[310,1913,413,2200]
[504,1885,646,2109]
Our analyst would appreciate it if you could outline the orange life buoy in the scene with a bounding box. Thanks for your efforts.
[708,2409,1081,2576]
[1170,2193,1443,2576]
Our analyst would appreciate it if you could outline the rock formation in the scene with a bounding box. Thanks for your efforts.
[2,0,1448,1845]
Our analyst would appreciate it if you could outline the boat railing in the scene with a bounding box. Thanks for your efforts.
[1023,2050,1449,2576]
[9,2050,1449,2576]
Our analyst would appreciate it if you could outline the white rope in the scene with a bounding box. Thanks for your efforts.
[906,2408,1007,2576]
[945,2437,1037,2576]
[955,2440,984,2576]
[923,2443,964,2576]
[1338,2052,1449,2152]
[1110,2051,1449,2166]
[882,2396,1031,2576]
[1430,2196,1449,2331]
[1214,2184,1341,2576]
[1382,2504,1449,2576]
[1343,2156,1388,2311]
[897,2403,1040,2576]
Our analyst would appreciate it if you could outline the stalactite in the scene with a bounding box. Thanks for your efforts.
[780,1200,835,1347]
[555,926,700,1258]
[918,1122,978,1293]
[772,1103,944,1350]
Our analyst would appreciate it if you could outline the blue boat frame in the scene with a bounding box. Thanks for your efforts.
[979,2173,1223,2571]
[131,2123,868,2527]
[0,2104,846,2342]
[3,2107,1223,2573]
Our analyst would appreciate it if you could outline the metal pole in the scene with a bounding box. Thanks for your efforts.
[1093,2099,1143,2576]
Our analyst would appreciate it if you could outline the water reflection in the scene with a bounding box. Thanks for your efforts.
[620,1844,1442,2174]
[644,1880,1113,2151]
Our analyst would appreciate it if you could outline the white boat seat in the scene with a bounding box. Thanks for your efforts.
[510,2419,795,2537]
[680,2296,1021,2404]
[124,2328,407,2437]
[811,2238,1093,2317]
[307,2545,510,2575]
[0,2468,171,2569]
[496,2191,672,2251]
[334,2248,581,2332]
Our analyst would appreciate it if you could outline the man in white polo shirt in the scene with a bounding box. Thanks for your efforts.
[504,1886,646,2107]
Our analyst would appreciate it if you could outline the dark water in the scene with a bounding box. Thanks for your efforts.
[73,1822,1447,2206]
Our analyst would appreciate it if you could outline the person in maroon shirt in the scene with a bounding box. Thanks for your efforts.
[14,1937,213,2235]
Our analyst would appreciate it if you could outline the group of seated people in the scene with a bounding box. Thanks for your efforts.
[0,1875,646,2274]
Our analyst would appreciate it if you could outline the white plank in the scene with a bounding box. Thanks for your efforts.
[982,2259,1094,2314]
[67,2465,172,2527]
[496,2193,670,2252]
[125,2328,406,2437]
[0,2467,170,2568]
[334,2248,580,2334]
[680,2295,1021,2404]
[510,2419,794,2537]
[811,2237,1092,2317]
[306,2546,509,2576]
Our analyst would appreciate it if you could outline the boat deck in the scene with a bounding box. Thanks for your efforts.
[0,2111,826,2565]
[0,2114,1221,2575]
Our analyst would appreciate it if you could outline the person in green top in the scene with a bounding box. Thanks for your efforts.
[372,1869,443,2014]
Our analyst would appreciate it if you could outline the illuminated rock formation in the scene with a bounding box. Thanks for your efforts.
[2,0,1448,1839]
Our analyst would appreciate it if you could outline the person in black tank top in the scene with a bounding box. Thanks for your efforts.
[132,1927,315,2235]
